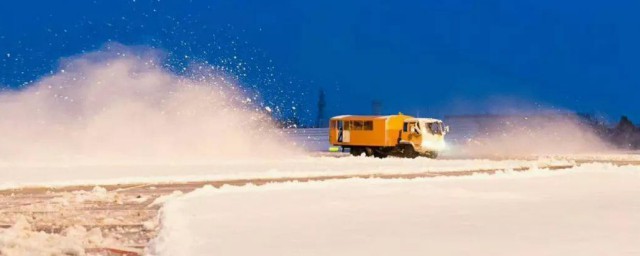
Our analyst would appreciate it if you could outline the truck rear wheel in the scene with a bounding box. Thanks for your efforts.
[364,147,374,157]
[350,147,363,157]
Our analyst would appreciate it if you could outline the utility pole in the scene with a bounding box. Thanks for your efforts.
[316,88,326,128]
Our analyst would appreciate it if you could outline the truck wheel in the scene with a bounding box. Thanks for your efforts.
[373,149,388,158]
[350,147,363,157]
[403,145,418,159]
[427,152,439,159]
[364,147,374,157]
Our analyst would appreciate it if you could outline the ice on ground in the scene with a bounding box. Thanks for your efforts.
[150,163,640,256]
[0,157,573,190]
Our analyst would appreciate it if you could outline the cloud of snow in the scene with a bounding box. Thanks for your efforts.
[0,44,299,165]
[446,98,614,157]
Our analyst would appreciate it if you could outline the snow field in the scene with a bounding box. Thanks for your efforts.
[150,163,640,256]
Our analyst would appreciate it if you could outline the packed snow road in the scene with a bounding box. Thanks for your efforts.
[0,156,576,190]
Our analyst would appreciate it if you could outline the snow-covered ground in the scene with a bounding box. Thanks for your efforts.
[150,163,640,256]
[0,157,572,190]
[546,152,640,162]
[0,186,153,255]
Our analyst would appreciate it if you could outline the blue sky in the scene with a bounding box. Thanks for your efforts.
[1,0,638,123]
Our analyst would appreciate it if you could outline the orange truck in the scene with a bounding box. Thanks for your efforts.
[329,114,448,158]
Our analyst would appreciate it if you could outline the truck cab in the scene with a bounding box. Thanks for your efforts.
[400,118,448,158]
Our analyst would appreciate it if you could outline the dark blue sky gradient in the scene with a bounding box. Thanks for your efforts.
[1,0,638,122]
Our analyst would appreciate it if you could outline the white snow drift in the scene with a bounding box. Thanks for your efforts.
[150,163,640,256]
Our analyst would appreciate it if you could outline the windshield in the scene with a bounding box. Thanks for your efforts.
[427,122,444,135]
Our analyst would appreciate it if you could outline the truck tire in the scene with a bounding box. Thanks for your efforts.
[402,144,418,159]
[364,147,374,157]
[350,147,363,157]
[427,152,438,159]
[373,149,388,158]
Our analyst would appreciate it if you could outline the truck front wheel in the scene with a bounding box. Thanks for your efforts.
[373,148,389,158]
[402,145,418,159]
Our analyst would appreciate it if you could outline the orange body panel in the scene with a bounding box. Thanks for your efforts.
[329,114,413,147]
[399,121,424,146]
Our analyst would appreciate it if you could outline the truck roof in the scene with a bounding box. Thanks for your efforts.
[330,115,442,123]
[405,118,443,123]
[330,115,411,120]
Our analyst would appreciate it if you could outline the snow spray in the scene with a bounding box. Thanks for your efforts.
[447,110,614,157]
[0,44,300,164]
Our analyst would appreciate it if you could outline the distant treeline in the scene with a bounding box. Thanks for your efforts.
[584,115,640,149]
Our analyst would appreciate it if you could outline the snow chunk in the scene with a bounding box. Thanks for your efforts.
[50,186,124,205]
[0,216,118,256]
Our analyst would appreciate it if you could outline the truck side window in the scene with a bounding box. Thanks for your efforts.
[364,121,373,130]
[344,121,351,130]
[403,123,408,132]
[353,121,364,130]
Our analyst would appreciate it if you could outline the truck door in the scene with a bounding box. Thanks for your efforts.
[342,121,350,143]
[337,120,344,142]
[336,120,350,143]
[407,122,422,146]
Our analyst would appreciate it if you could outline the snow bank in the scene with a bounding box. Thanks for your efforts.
[150,163,640,256]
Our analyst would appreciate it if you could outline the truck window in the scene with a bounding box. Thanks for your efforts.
[364,121,373,130]
[428,122,442,134]
[344,121,351,130]
[353,121,364,130]
[403,123,408,132]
